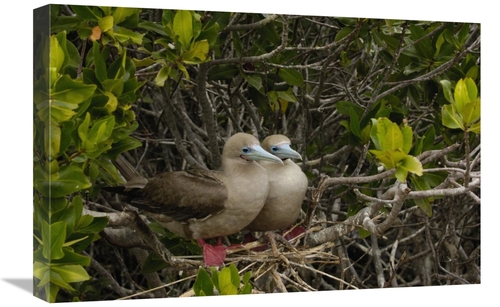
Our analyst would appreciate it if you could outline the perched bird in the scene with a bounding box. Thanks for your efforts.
[245,134,308,233]
[109,133,283,266]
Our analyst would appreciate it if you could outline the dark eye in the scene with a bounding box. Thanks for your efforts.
[242,147,250,154]
[270,146,279,152]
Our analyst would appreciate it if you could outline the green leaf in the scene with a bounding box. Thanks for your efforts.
[77,216,108,233]
[398,155,423,178]
[34,164,92,198]
[41,196,67,214]
[34,247,91,266]
[370,118,382,150]
[370,149,407,170]
[173,10,193,49]
[210,267,219,291]
[52,75,97,104]
[51,265,91,283]
[409,24,434,60]
[49,102,78,123]
[50,35,65,77]
[182,40,209,64]
[242,73,263,93]
[109,53,133,80]
[141,253,169,274]
[394,166,409,183]
[382,120,404,152]
[78,112,91,149]
[112,7,140,25]
[33,261,49,282]
[276,88,298,103]
[88,116,115,144]
[461,98,481,127]
[464,77,478,100]
[98,15,114,32]
[198,22,220,46]
[176,61,190,80]
[466,65,479,80]
[278,68,304,87]
[228,264,241,288]
[193,268,214,296]
[105,136,142,160]
[48,270,74,292]
[103,91,119,112]
[155,65,171,87]
[218,266,238,295]
[401,124,413,154]
[41,220,67,260]
[75,215,94,231]
[421,125,436,152]
[208,64,239,81]
[469,121,480,134]
[113,26,145,45]
[410,174,433,216]
[92,41,108,83]
[454,78,470,113]
[335,26,354,41]
[70,5,100,21]
[441,104,465,130]
[335,101,364,117]
[44,119,61,159]
[439,79,454,104]
[102,79,124,97]
[138,21,168,36]
[349,108,362,139]
[56,249,91,266]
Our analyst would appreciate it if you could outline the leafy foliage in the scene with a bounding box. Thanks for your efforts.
[441,77,480,133]
[33,5,143,301]
[193,264,253,296]
[369,117,423,182]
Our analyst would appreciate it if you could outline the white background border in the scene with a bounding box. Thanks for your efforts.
[1,1,494,305]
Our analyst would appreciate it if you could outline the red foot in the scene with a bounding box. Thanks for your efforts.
[197,238,227,266]
[242,232,269,252]
[283,226,306,240]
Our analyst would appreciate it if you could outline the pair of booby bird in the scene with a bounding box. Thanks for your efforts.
[110,133,308,266]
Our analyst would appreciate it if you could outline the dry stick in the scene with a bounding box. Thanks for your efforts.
[197,62,222,168]
[362,21,409,119]
[168,91,212,158]
[438,265,470,284]
[117,274,198,300]
[209,16,288,66]
[282,268,316,291]
[383,251,407,288]
[305,143,461,246]
[236,91,265,136]
[305,183,403,246]
[375,36,480,102]
[172,90,210,138]
[463,130,471,188]
[270,265,288,292]
[224,14,279,31]
[132,248,168,298]
[370,233,385,288]
[124,210,200,267]
[159,87,205,169]
[288,261,359,290]
[83,251,132,298]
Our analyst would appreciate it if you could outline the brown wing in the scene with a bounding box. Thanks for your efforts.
[131,169,228,222]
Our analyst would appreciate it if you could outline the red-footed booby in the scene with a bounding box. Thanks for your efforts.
[245,134,308,233]
[110,133,283,266]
